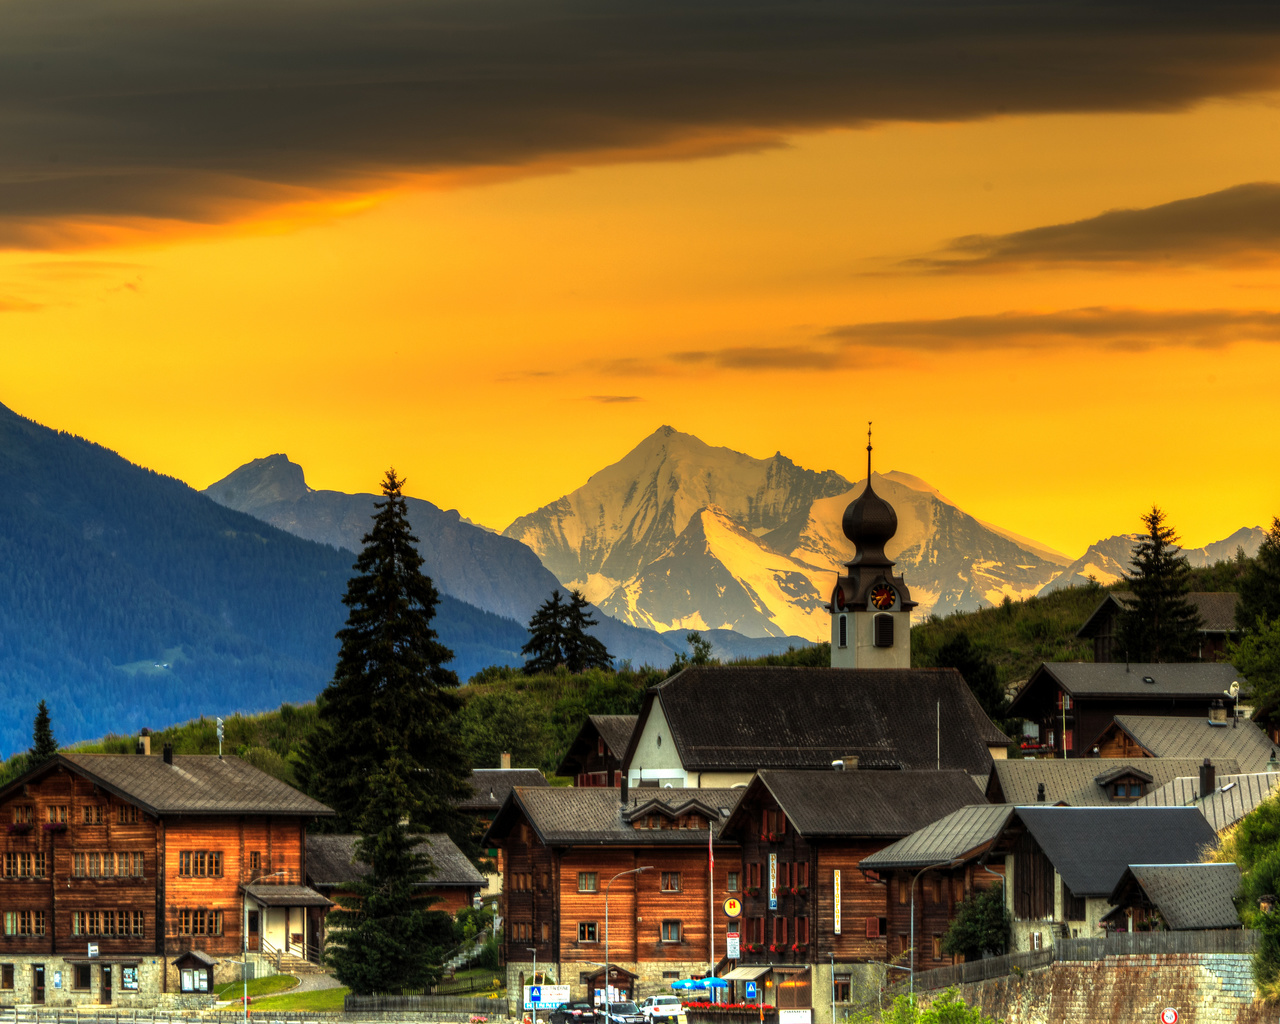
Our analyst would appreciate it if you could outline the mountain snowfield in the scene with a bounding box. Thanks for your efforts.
[504,427,1265,641]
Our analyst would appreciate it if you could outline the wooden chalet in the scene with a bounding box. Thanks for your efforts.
[985,756,1242,806]
[458,765,548,890]
[1091,713,1276,773]
[306,832,487,917]
[0,747,332,1007]
[556,716,637,788]
[1103,863,1243,932]
[1006,662,1244,759]
[484,785,744,1012]
[716,769,987,1015]
[859,804,1013,975]
[623,666,1010,790]
[1077,592,1241,664]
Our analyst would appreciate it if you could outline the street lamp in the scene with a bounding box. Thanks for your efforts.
[243,869,285,1022]
[908,861,959,999]
[605,866,653,1024]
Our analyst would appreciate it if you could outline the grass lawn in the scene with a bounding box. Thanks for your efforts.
[213,974,299,1000]
[248,986,350,1011]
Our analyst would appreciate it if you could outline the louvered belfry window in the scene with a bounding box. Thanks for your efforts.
[873,614,894,647]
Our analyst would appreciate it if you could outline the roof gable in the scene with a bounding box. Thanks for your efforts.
[306,833,485,888]
[1012,806,1218,897]
[629,666,1009,776]
[1100,715,1276,774]
[457,768,548,813]
[1012,663,1244,714]
[0,753,333,817]
[555,715,638,778]
[986,757,1241,806]
[1110,862,1243,929]
[1134,771,1280,832]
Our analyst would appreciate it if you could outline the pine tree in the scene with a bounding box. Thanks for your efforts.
[564,590,612,672]
[300,469,472,835]
[520,589,612,674]
[29,700,57,767]
[1239,517,1280,629]
[324,756,454,994]
[1119,506,1202,662]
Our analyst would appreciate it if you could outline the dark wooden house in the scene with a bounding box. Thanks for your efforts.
[0,748,332,1006]
[1077,592,1241,664]
[1103,863,1242,932]
[1091,714,1275,773]
[716,769,986,1010]
[556,716,637,788]
[484,785,744,1013]
[457,767,548,887]
[1006,662,1244,759]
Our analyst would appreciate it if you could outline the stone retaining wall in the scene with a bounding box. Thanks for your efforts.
[912,952,1273,1024]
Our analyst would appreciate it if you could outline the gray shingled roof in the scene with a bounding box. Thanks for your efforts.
[457,768,548,813]
[1077,593,1241,639]
[741,770,989,839]
[860,804,1014,871]
[488,787,744,846]
[1103,715,1276,774]
[1013,806,1218,897]
[554,716,638,778]
[1110,863,1243,930]
[242,883,333,908]
[634,667,1009,775]
[593,716,639,758]
[1013,663,1244,707]
[987,757,1242,806]
[1134,771,1280,832]
[307,833,486,888]
[48,754,333,817]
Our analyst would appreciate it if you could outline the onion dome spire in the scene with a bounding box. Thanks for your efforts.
[841,422,897,567]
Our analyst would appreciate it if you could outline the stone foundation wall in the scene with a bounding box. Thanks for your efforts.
[0,954,214,1010]
[911,953,1268,1024]
[505,960,724,1017]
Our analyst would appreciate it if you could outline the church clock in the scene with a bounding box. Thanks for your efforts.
[869,584,896,610]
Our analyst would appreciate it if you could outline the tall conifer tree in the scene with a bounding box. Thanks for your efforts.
[520,588,612,674]
[1119,506,1201,662]
[301,468,472,833]
[1239,517,1280,629]
[29,700,57,767]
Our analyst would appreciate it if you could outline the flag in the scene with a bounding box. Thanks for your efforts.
[709,825,714,870]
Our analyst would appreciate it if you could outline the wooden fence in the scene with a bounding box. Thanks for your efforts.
[904,928,1260,993]
[344,993,506,1013]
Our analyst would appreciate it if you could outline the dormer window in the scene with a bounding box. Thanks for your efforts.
[1112,782,1142,800]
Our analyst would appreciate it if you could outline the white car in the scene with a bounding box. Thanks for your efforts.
[640,996,683,1022]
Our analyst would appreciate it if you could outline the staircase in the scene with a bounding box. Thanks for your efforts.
[262,938,329,976]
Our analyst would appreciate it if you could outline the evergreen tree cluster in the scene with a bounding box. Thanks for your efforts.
[1118,506,1202,663]
[521,589,612,673]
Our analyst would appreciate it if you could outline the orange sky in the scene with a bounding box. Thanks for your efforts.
[3,11,1280,557]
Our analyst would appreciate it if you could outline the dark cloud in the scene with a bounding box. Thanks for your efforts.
[589,394,643,403]
[672,345,833,369]
[5,1,1280,242]
[825,307,1280,352]
[907,182,1280,271]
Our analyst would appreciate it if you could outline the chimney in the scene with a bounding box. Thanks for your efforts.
[137,729,151,756]
[163,743,174,765]
[620,775,629,804]
[1200,758,1216,798]
[1037,782,1046,802]
[500,752,512,770]
[1209,700,1227,725]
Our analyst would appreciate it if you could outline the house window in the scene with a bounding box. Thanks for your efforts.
[578,872,598,892]
[661,920,681,942]
[763,810,786,836]
[873,614,894,647]
[249,851,262,872]
[1056,691,1072,711]
[663,972,681,980]
[46,806,68,824]
[82,805,106,825]
[1062,728,1074,752]
[117,805,140,825]
[933,877,944,904]
[898,876,907,904]
[797,862,808,887]
[796,917,810,944]
[541,922,550,942]
[661,872,682,892]
[74,964,92,990]
[0,964,12,989]
[178,909,223,936]
[898,935,909,957]
[1112,782,1143,800]
[12,806,33,824]
[931,935,942,961]
[598,737,606,755]
[3,853,34,877]
[578,922,598,942]
[833,975,851,1002]
[178,851,223,877]
[3,911,44,936]
[727,872,739,892]
[838,615,848,648]
[541,871,550,889]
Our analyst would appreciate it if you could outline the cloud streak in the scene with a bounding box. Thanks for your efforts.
[906,182,1280,271]
[5,1,1280,242]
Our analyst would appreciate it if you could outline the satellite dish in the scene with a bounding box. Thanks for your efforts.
[1226,681,1241,699]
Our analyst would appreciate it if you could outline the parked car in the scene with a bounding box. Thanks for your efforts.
[640,996,683,1022]
[600,1002,646,1024]
[551,1003,597,1024]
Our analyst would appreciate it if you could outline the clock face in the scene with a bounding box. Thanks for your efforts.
[870,584,896,610]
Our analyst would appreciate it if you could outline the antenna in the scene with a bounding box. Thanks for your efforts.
[866,422,873,483]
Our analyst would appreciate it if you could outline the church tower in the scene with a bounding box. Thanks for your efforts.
[829,427,916,668]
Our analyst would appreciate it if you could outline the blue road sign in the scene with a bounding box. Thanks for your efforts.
[745,982,757,1001]
[530,986,542,1003]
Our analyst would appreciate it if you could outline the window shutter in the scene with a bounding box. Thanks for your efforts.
[865,916,878,939]
[874,614,894,648]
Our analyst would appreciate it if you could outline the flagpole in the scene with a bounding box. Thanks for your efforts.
[709,823,715,995]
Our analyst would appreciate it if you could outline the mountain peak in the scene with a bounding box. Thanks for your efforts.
[203,454,311,513]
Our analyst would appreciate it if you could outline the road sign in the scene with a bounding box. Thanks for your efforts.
[723,897,742,918]
[726,933,740,958]
[1159,1010,1178,1024]
[525,985,570,1011]
[745,982,757,1001]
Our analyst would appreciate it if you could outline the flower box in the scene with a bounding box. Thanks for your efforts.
[41,823,66,833]
[7,823,32,836]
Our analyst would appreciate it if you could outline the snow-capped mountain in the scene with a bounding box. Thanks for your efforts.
[504,427,1074,639]
[1040,526,1268,594]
